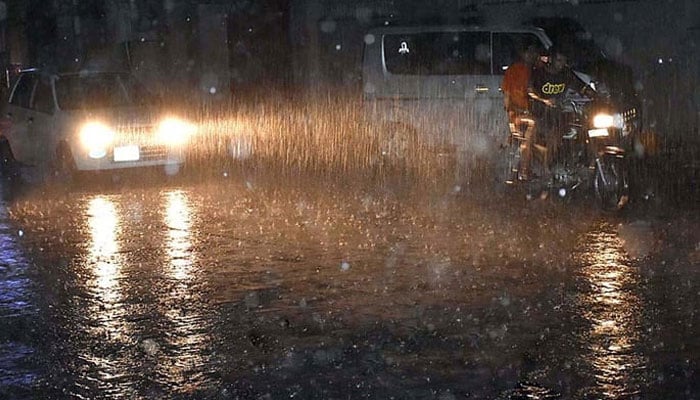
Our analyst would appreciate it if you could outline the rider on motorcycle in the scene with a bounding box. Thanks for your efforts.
[501,44,542,180]
[527,48,588,173]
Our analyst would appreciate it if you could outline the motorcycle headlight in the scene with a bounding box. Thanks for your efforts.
[592,112,624,129]
[157,117,196,145]
[80,121,115,158]
[592,113,614,129]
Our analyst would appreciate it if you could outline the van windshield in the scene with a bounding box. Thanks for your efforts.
[55,73,154,110]
[383,32,491,75]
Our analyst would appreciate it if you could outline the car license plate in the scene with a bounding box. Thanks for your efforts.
[114,145,140,161]
[588,128,609,138]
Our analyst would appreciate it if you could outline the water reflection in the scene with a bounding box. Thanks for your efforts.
[165,190,194,280]
[83,195,140,396]
[87,197,122,307]
[158,190,213,393]
[0,204,37,389]
[575,223,645,398]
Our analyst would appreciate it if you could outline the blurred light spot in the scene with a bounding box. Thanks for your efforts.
[17,230,23,237]
[340,261,350,271]
[209,86,217,94]
[164,163,180,176]
[335,44,342,51]
[364,34,376,45]
[320,20,337,33]
[559,188,567,197]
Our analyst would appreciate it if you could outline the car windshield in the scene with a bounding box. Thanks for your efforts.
[55,73,153,110]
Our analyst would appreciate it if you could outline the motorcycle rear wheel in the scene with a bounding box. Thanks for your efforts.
[499,138,523,185]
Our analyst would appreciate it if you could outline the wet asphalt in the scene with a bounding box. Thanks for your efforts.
[0,166,698,399]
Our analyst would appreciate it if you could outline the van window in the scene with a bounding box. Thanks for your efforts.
[10,74,37,109]
[492,32,542,75]
[383,32,491,76]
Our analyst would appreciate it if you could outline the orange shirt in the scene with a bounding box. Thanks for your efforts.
[501,62,531,111]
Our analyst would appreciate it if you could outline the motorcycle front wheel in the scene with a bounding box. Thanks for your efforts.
[594,155,629,211]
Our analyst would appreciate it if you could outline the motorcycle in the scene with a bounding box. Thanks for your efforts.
[500,70,640,211]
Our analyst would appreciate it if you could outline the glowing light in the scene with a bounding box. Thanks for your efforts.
[157,117,196,146]
[80,121,115,152]
[593,113,615,129]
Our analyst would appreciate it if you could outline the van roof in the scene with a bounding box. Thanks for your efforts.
[365,24,548,35]
[364,24,552,50]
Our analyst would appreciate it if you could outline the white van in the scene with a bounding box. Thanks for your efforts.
[362,25,552,173]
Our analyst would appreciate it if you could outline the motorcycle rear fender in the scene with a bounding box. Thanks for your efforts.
[602,145,625,156]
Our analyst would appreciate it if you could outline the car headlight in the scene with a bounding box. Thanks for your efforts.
[157,117,196,145]
[80,121,115,158]
[592,112,624,129]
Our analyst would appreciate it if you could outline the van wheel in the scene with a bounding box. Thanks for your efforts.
[53,143,77,183]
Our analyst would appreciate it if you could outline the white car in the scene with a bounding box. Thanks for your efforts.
[0,69,196,180]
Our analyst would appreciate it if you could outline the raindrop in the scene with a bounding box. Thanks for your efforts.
[335,44,342,51]
[140,339,160,355]
[364,34,376,45]
[340,261,350,271]
[558,188,567,197]
[209,86,217,94]
[245,292,260,309]
[164,163,180,176]
[18,230,23,237]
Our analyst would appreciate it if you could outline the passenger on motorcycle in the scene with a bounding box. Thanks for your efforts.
[501,44,542,180]
[527,48,587,173]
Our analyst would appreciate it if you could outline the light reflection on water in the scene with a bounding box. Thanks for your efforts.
[157,190,213,393]
[165,190,194,280]
[87,196,123,308]
[574,223,645,399]
[75,192,214,397]
[82,195,138,395]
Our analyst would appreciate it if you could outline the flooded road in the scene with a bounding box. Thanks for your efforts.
[0,173,698,399]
